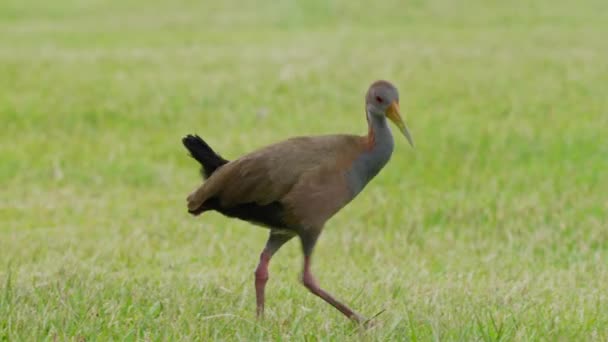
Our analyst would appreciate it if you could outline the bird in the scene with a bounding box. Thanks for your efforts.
[182,80,413,324]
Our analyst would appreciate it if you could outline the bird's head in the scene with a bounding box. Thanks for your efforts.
[365,80,414,147]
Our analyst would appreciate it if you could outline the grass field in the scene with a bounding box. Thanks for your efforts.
[1,0,608,340]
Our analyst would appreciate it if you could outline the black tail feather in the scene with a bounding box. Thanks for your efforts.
[182,134,229,179]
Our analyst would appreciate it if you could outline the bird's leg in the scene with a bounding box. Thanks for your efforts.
[254,252,270,317]
[255,232,294,318]
[299,232,365,324]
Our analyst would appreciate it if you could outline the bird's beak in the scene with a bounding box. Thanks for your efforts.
[386,101,414,147]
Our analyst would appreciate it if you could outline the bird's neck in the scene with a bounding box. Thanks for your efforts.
[346,113,395,196]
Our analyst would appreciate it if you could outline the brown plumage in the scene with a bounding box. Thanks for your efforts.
[183,80,413,324]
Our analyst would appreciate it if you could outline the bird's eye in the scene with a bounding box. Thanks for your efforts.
[375,96,383,103]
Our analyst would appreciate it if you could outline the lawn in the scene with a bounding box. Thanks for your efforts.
[1,0,607,340]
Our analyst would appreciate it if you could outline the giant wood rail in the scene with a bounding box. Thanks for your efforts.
[182,80,413,324]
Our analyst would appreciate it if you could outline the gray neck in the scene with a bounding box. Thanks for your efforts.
[346,112,394,196]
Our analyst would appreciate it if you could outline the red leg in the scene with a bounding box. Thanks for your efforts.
[299,232,365,323]
[254,251,271,317]
[254,232,294,318]
[301,255,365,323]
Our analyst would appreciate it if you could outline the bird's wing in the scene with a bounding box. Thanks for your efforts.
[186,134,366,211]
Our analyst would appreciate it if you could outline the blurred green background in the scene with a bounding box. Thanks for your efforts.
[1,0,607,340]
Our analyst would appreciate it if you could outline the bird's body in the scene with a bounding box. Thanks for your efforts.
[183,80,413,324]
[187,130,392,230]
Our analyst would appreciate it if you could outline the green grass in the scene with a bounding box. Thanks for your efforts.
[1,0,608,340]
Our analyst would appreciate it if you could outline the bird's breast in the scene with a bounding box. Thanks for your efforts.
[345,133,394,197]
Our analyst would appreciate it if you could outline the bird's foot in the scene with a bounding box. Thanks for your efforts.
[349,313,367,324]
[353,308,385,329]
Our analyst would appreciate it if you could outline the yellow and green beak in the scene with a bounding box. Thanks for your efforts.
[386,101,414,147]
